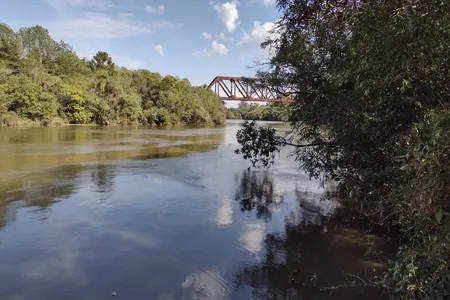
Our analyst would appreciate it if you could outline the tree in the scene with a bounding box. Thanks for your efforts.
[0,23,226,127]
[16,25,62,64]
[89,51,115,74]
[0,23,20,67]
[58,85,91,124]
[53,48,86,76]
[4,74,57,122]
[235,0,449,298]
[226,101,289,121]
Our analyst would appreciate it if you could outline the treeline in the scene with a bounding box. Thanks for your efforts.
[0,23,226,126]
[227,102,289,121]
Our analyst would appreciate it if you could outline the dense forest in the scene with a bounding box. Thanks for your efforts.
[226,101,289,121]
[0,23,226,126]
[236,0,449,299]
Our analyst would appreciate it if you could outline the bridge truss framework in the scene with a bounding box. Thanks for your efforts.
[207,76,294,103]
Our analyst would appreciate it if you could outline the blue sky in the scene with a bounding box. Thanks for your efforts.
[1,0,280,86]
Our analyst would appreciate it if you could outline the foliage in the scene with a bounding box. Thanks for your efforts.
[0,23,20,67]
[0,23,225,126]
[58,84,91,124]
[89,51,115,74]
[5,74,57,121]
[380,110,450,299]
[227,101,289,121]
[235,0,449,298]
[235,121,282,167]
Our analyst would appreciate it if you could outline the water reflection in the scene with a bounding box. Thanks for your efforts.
[0,126,225,229]
[233,198,391,300]
[89,164,116,201]
[0,165,84,228]
[239,223,265,255]
[0,124,394,300]
[229,156,392,300]
[181,270,229,300]
[0,126,223,176]
[234,169,284,221]
[19,248,88,287]
[214,197,233,227]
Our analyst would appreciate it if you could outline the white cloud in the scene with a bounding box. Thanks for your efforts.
[76,52,94,60]
[213,0,240,33]
[42,0,114,9]
[153,44,164,56]
[47,12,174,39]
[216,32,233,42]
[113,55,146,70]
[208,40,229,56]
[193,40,229,58]
[202,32,212,40]
[145,4,165,14]
[237,20,282,60]
[249,0,276,6]
[237,20,277,46]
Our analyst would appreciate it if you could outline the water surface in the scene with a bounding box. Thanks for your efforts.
[0,122,391,300]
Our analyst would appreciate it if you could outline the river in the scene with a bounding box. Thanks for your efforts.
[0,121,393,300]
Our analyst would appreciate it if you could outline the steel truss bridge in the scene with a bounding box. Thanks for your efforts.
[207,76,294,103]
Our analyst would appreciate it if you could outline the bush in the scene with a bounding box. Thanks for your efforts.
[0,111,23,126]
[154,107,172,126]
[49,117,66,126]
[381,110,450,298]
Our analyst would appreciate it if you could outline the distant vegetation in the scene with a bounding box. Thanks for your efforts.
[226,101,289,121]
[0,23,226,126]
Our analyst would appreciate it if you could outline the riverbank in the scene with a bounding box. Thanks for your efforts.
[1,113,226,128]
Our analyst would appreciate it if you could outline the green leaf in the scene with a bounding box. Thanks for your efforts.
[435,209,444,225]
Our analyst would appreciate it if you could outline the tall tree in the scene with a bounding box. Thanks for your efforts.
[0,23,20,67]
[235,0,449,298]
[17,26,62,63]
[89,51,115,74]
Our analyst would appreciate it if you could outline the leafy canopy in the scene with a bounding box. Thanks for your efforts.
[0,23,226,126]
[235,0,449,298]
